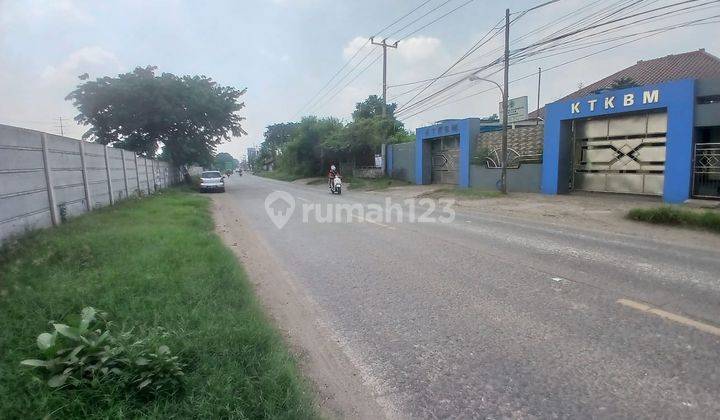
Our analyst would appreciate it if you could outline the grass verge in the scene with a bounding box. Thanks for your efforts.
[255,170,306,182]
[627,206,720,233]
[347,176,412,191]
[0,189,317,419]
[420,187,503,199]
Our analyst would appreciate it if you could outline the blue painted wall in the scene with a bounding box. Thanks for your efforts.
[386,145,393,176]
[541,79,696,203]
[415,119,500,188]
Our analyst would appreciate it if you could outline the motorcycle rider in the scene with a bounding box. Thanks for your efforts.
[328,164,339,188]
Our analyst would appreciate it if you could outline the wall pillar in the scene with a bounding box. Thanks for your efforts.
[78,138,92,211]
[40,134,59,225]
[104,146,114,205]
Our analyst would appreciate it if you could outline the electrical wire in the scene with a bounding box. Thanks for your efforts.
[398,14,720,120]
[295,0,437,117]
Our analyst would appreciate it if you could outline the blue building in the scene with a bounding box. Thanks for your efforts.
[413,118,501,188]
[540,49,720,203]
[391,50,720,201]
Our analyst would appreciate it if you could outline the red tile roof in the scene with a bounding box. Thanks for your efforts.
[530,49,720,119]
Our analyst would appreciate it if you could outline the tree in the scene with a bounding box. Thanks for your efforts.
[213,152,239,171]
[66,66,247,166]
[321,95,412,166]
[278,116,343,176]
[352,95,398,120]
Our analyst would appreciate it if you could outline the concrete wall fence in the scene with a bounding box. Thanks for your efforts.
[387,141,416,183]
[0,124,181,245]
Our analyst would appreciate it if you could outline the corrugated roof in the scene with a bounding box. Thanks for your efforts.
[530,49,720,119]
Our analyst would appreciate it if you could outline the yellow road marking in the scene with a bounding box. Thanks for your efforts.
[617,298,720,337]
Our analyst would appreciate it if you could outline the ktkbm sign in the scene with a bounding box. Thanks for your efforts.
[570,89,660,114]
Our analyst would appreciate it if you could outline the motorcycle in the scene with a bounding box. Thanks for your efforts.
[329,175,342,195]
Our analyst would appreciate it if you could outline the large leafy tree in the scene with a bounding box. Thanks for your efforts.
[256,122,299,165]
[66,66,247,166]
[278,116,343,176]
[322,95,413,165]
[213,152,239,171]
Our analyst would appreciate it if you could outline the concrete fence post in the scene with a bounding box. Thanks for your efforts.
[144,158,151,193]
[121,149,129,199]
[104,146,114,205]
[150,159,156,192]
[134,154,141,195]
[40,133,59,226]
[78,138,92,211]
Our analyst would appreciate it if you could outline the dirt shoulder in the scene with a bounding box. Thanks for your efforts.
[372,186,720,250]
[211,194,391,420]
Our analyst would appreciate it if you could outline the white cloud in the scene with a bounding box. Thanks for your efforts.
[397,36,441,62]
[41,46,119,82]
[343,36,368,60]
[17,0,94,23]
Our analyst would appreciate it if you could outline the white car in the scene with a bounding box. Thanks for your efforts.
[199,171,225,193]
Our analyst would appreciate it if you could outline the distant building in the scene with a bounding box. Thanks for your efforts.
[247,147,257,161]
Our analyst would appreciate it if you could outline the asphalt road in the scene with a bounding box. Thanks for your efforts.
[221,174,720,419]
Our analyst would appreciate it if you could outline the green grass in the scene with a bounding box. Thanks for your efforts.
[255,170,306,182]
[627,206,720,233]
[420,187,503,199]
[346,176,412,191]
[0,189,318,419]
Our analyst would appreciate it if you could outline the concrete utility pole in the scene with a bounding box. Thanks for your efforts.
[58,117,64,137]
[501,8,510,194]
[371,37,398,117]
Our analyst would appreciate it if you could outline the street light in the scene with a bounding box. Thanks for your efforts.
[468,74,508,194]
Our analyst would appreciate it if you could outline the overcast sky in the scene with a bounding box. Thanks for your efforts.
[1,0,718,160]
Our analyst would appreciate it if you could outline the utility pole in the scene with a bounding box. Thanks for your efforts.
[536,67,542,126]
[500,8,510,194]
[58,117,64,137]
[371,37,398,118]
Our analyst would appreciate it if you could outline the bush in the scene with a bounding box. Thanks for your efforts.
[628,206,720,232]
[20,307,184,396]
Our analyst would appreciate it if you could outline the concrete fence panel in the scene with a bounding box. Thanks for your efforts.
[46,135,87,218]
[0,124,182,245]
[0,126,53,241]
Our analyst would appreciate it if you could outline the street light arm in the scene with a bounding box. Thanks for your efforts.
[467,75,504,96]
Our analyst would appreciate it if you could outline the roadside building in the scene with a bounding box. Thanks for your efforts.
[542,49,720,202]
[389,49,720,202]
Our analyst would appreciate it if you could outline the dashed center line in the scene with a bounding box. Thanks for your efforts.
[617,298,720,337]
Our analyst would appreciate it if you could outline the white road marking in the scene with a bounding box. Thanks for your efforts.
[617,298,720,337]
[551,277,564,282]
[297,196,311,203]
[352,214,396,230]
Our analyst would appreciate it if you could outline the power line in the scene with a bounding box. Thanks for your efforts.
[312,52,384,114]
[514,0,714,56]
[394,18,505,114]
[385,0,455,40]
[396,0,477,41]
[399,0,718,117]
[294,0,437,118]
[398,13,720,120]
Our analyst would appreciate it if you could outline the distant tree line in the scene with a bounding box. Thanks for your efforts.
[253,95,414,176]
